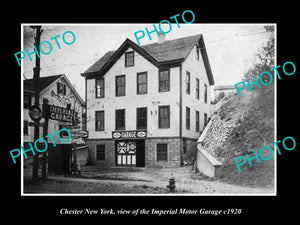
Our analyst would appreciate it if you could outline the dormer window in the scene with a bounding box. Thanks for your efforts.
[125,51,134,67]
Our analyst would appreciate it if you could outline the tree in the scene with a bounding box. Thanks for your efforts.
[243,26,275,83]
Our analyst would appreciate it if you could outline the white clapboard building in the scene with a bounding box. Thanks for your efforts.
[23,74,85,174]
[81,34,214,168]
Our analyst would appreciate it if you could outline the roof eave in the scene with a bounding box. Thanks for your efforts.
[199,36,215,85]
[81,38,160,79]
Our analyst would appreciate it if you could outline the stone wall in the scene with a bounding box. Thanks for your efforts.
[202,116,234,162]
[145,138,181,167]
[86,139,115,167]
[86,137,186,168]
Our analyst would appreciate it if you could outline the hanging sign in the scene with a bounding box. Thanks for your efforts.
[47,104,75,123]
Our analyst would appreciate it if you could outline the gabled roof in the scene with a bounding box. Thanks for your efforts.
[24,74,85,106]
[81,34,214,85]
[141,34,202,62]
[24,74,62,93]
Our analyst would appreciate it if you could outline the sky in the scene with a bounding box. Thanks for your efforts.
[22,24,274,99]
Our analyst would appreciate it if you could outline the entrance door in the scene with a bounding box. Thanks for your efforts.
[136,140,145,167]
[48,144,71,174]
[116,141,136,166]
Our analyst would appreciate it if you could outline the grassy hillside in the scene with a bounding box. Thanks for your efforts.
[206,83,275,188]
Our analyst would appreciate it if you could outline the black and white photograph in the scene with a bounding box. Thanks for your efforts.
[21,24,276,195]
[4,5,298,221]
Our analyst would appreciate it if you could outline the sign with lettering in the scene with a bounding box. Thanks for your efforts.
[47,104,75,123]
[112,130,147,139]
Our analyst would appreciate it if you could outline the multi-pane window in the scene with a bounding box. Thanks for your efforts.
[204,83,208,103]
[57,83,66,95]
[137,107,147,130]
[137,72,147,94]
[195,110,200,132]
[157,143,168,162]
[186,107,190,130]
[96,145,105,161]
[95,111,105,131]
[116,109,125,130]
[196,78,200,99]
[159,69,170,92]
[186,71,190,94]
[125,51,134,67]
[158,106,170,128]
[116,75,125,96]
[96,78,104,98]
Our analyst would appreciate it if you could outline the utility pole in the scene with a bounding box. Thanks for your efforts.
[31,26,43,181]
[42,98,49,179]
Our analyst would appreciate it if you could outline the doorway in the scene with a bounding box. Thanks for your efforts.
[115,140,145,167]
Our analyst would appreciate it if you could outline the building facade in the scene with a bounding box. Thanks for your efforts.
[23,74,85,173]
[81,34,214,167]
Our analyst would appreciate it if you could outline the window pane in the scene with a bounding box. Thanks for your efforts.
[157,144,168,161]
[116,76,125,96]
[125,52,134,67]
[96,111,104,131]
[159,106,170,128]
[117,76,125,85]
[159,70,170,92]
[141,84,146,94]
[196,111,199,132]
[160,107,165,117]
[137,72,147,94]
[117,86,125,96]
[100,88,104,98]
[186,71,190,94]
[118,155,122,164]
[116,109,125,130]
[96,145,105,160]
[137,108,147,129]
[96,78,104,98]
[132,155,136,165]
[186,107,190,130]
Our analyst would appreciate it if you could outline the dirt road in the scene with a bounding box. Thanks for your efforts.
[24,166,274,194]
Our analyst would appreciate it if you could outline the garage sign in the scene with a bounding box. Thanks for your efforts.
[112,130,147,139]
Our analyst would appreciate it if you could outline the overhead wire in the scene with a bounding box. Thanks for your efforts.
[22,26,272,73]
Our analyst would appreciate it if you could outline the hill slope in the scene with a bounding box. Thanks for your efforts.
[202,84,274,188]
